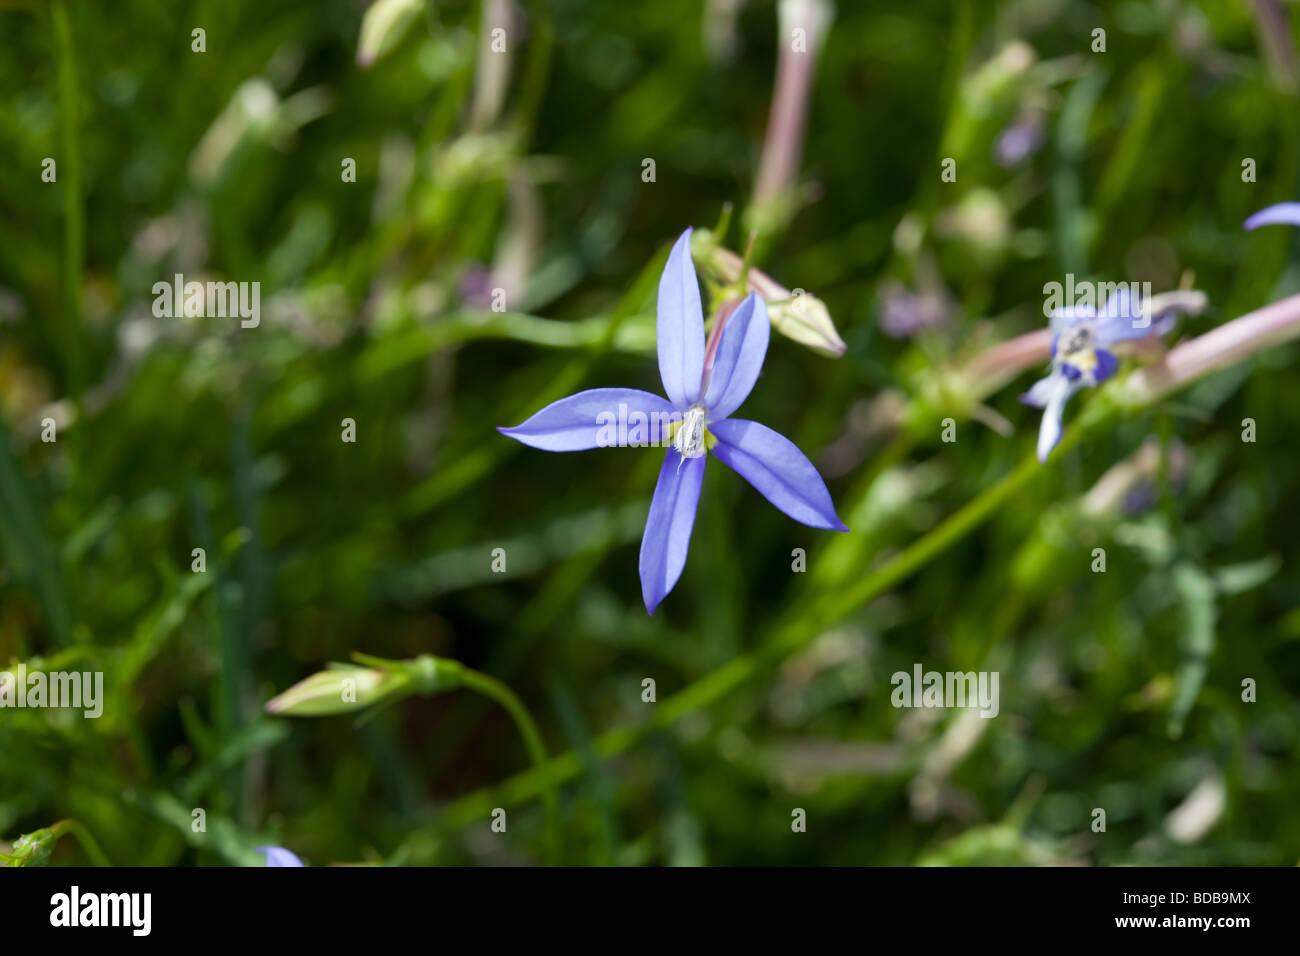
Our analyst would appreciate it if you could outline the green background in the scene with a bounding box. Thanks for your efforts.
[1,0,1298,866]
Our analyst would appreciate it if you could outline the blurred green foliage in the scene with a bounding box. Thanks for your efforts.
[1,0,1299,866]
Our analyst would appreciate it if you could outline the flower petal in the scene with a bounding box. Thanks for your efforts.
[257,846,305,867]
[1019,373,1057,408]
[639,450,706,614]
[708,418,848,531]
[498,388,678,451]
[703,292,770,420]
[1031,374,1081,463]
[1244,202,1300,231]
[1050,305,1094,339]
[1094,286,1152,345]
[1093,348,1119,382]
[656,228,706,408]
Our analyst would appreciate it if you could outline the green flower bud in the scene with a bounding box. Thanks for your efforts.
[5,826,59,867]
[266,654,470,718]
[694,238,847,356]
[2,820,105,867]
[265,665,409,717]
[766,289,846,357]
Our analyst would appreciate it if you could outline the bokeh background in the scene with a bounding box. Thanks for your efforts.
[2,0,1299,866]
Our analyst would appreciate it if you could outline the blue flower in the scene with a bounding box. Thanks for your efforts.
[1244,202,1300,231]
[1021,288,1154,462]
[499,228,848,614]
[256,846,304,867]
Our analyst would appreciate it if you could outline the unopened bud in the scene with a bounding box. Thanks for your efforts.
[767,289,846,356]
[695,239,847,356]
[6,826,59,867]
[265,665,408,717]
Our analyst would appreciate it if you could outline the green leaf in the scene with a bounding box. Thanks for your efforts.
[1169,563,1218,738]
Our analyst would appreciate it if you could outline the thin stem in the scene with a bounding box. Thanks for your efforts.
[748,0,833,237]
[431,440,1066,832]
[1126,291,1300,403]
[57,820,111,867]
[429,289,1300,837]
[510,0,554,140]
[21,820,111,867]
[51,0,83,400]
[457,667,562,864]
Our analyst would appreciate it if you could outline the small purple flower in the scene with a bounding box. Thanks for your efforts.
[460,262,503,310]
[257,846,304,867]
[1021,288,1156,462]
[877,279,952,339]
[1244,202,1300,230]
[499,229,848,614]
[994,114,1045,168]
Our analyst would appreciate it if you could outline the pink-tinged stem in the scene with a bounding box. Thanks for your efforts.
[1249,0,1298,93]
[710,246,786,301]
[1127,291,1300,403]
[958,329,1053,399]
[752,41,811,210]
[751,0,832,220]
[701,298,741,390]
[469,0,517,131]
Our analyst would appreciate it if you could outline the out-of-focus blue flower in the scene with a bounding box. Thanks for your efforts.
[1244,202,1300,230]
[257,846,305,867]
[994,113,1045,168]
[459,262,495,308]
[1021,288,1156,462]
[499,229,848,614]
[877,278,952,339]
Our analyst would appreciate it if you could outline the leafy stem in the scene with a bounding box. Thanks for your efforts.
[4,819,110,867]
[455,667,562,864]
[426,441,1059,833]
[346,653,562,864]
[423,288,1300,839]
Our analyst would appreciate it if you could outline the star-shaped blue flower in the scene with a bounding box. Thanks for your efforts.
[499,228,848,614]
[1021,287,1156,462]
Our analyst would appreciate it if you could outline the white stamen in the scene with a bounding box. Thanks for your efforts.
[674,403,709,461]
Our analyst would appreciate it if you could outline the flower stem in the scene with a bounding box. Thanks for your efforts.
[426,289,1300,841]
[59,820,111,866]
[430,441,1066,832]
[1125,290,1300,403]
[51,0,84,400]
[456,667,562,864]
[36,819,111,866]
